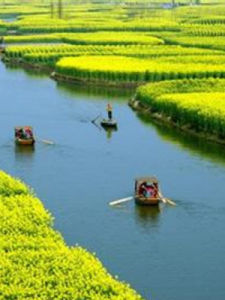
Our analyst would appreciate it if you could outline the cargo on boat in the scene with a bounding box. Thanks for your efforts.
[15,126,35,145]
[135,177,161,206]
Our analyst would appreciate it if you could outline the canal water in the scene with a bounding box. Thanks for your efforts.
[0,61,225,300]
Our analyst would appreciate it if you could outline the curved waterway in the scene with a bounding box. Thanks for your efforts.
[1,61,225,300]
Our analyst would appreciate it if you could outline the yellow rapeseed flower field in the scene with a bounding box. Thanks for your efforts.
[55,55,225,83]
[136,79,225,138]
[0,170,143,300]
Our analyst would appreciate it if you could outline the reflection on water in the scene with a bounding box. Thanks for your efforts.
[5,62,49,79]
[103,127,118,140]
[57,81,135,100]
[1,17,17,23]
[137,112,225,165]
[14,145,35,173]
[134,205,161,230]
[14,144,35,161]
[5,63,22,72]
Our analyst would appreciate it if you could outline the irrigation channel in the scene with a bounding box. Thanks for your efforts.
[0,60,225,300]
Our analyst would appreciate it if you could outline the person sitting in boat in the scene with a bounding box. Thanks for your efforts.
[107,103,113,120]
[15,128,20,138]
[144,182,154,198]
[139,182,154,198]
[16,128,26,139]
[24,127,33,139]
[152,182,158,198]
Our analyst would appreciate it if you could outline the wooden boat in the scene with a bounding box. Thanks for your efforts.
[100,118,117,129]
[16,138,35,145]
[135,177,161,206]
[15,126,35,146]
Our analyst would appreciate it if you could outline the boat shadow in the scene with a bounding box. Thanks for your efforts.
[102,126,118,139]
[134,205,161,230]
[15,144,35,157]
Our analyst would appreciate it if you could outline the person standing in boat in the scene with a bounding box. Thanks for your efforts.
[107,103,113,120]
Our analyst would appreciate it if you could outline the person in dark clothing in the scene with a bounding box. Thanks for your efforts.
[107,103,113,120]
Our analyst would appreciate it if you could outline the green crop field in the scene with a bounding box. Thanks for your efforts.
[54,55,225,84]
[0,170,143,300]
[5,44,222,67]
[1,1,225,299]
[4,32,164,45]
[1,0,225,141]
[136,78,225,139]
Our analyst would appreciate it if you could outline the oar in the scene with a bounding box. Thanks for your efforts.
[91,114,102,131]
[40,139,54,145]
[91,114,101,124]
[109,196,133,206]
[159,195,167,204]
[35,136,54,145]
[165,198,176,206]
[158,190,176,206]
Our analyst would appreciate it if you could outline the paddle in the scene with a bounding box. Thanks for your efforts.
[158,189,176,206]
[91,114,102,130]
[35,136,55,145]
[109,196,133,206]
[91,114,101,124]
[164,198,176,206]
[39,139,54,145]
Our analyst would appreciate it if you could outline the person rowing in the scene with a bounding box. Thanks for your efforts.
[140,181,157,198]
[107,103,113,120]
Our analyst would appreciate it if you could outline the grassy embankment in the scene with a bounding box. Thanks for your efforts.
[4,44,221,67]
[3,43,225,85]
[0,170,143,300]
[133,78,225,143]
[3,31,164,45]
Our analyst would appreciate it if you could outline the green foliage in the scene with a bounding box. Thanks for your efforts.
[13,16,179,34]
[156,93,225,137]
[0,170,143,300]
[55,55,225,84]
[61,32,164,46]
[2,0,225,142]
[136,78,225,99]
[163,34,225,51]
[183,24,225,36]
[5,44,220,60]
[6,44,221,68]
[3,32,164,46]
[0,19,6,28]
[4,33,63,43]
[0,171,30,196]
[136,79,225,137]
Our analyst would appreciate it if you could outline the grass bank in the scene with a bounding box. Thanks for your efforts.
[131,78,225,144]
[54,55,225,86]
[3,32,164,45]
[3,44,222,66]
[0,170,143,300]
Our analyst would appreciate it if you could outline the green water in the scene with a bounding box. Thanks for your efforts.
[1,62,225,300]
